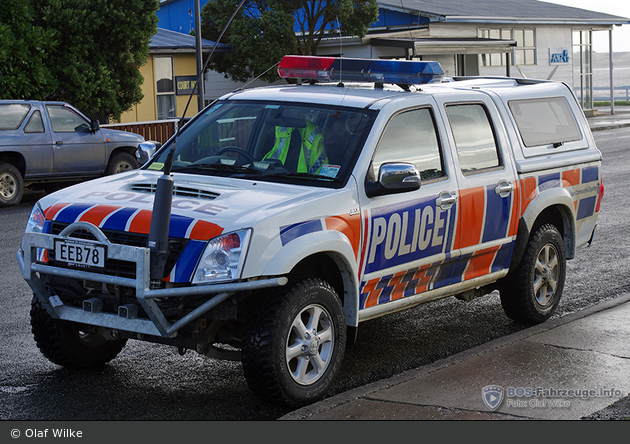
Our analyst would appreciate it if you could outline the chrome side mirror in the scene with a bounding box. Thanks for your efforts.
[365,163,421,198]
[136,141,159,166]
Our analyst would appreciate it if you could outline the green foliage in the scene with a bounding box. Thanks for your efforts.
[201,0,379,83]
[0,0,158,119]
[286,0,379,56]
[201,0,297,83]
[0,0,58,99]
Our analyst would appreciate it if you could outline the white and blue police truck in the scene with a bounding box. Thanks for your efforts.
[18,56,603,407]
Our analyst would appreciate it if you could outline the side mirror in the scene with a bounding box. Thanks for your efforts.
[136,141,159,166]
[365,163,421,198]
[90,119,100,132]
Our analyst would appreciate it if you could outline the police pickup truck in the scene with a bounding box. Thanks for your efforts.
[17,56,603,407]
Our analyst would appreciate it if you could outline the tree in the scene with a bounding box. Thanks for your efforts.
[201,0,379,83]
[34,0,159,120]
[287,0,379,56]
[0,0,58,99]
[0,0,158,120]
[201,0,297,83]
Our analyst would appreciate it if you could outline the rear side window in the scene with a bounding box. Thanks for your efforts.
[25,111,45,133]
[509,97,581,147]
[446,103,500,173]
[0,104,31,130]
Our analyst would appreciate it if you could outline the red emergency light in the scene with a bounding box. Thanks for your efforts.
[277,55,444,85]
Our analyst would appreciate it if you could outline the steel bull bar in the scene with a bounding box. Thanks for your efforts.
[17,221,287,338]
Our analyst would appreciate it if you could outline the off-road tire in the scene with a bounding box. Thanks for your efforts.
[30,297,127,368]
[106,152,138,175]
[0,163,24,206]
[500,224,566,324]
[242,277,346,407]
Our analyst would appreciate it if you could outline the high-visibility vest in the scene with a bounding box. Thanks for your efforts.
[263,122,328,174]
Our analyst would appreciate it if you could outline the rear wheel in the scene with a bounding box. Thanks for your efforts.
[242,277,346,407]
[30,297,127,368]
[500,224,566,324]
[106,152,138,175]
[0,163,24,206]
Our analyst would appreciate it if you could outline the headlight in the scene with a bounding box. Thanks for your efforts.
[21,203,46,253]
[25,203,45,234]
[192,229,251,284]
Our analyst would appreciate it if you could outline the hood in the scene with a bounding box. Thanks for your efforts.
[39,169,331,241]
[100,127,145,144]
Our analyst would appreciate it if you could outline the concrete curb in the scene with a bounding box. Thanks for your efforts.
[279,293,630,420]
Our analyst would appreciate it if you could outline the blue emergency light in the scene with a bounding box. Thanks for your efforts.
[277,55,444,85]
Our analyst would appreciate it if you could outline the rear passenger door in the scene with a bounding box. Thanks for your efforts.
[437,93,520,284]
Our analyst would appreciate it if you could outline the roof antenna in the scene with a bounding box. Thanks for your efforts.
[336,17,344,87]
[147,0,246,285]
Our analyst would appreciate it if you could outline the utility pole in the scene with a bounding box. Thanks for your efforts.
[194,0,205,112]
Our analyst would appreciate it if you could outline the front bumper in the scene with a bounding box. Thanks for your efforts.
[18,221,287,338]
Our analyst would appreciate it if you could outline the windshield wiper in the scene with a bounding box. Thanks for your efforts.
[171,162,263,176]
[265,171,340,182]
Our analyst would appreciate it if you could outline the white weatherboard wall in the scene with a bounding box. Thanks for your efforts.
[479,26,574,84]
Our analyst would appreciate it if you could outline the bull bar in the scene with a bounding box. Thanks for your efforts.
[17,221,287,338]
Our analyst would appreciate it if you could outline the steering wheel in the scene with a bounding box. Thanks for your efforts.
[216,146,256,164]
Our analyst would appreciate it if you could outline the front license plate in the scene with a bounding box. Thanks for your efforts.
[54,239,107,269]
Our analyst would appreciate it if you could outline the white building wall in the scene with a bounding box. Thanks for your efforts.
[478,25,573,84]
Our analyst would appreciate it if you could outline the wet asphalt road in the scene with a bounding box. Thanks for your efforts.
[1,128,628,420]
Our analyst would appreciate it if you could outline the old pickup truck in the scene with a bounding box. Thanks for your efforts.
[0,100,144,206]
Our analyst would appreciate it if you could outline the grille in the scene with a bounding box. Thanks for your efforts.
[48,222,190,279]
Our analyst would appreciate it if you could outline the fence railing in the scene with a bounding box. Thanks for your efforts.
[591,86,630,103]
[102,119,182,145]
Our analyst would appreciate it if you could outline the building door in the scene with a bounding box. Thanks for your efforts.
[456,54,479,76]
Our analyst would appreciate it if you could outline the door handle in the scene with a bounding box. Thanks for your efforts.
[495,180,514,198]
[436,191,457,210]
[55,141,63,146]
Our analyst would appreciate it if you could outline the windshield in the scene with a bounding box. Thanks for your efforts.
[147,100,375,186]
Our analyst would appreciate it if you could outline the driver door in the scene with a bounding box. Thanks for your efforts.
[46,104,105,174]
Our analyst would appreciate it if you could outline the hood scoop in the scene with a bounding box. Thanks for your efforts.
[130,183,220,200]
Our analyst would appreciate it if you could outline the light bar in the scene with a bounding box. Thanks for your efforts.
[277,55,444,85]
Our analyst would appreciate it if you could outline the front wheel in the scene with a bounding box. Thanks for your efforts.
[500,224,566,324]
[106,152,139,175]
[30,297,127,368]
[242,278,346,407]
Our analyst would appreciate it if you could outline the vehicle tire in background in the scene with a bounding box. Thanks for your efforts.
[242,277,346,408]
[500,223,566,324]
[106,152,139,175]
[0,162,24,206]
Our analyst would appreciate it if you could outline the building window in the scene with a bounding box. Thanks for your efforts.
[156,56,176,120]
[479,28,536,67]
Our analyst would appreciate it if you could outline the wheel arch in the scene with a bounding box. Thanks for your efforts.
[0,152,26,178]
[519,188,577,261]
[261,231,360,328]
[107,145,138,162]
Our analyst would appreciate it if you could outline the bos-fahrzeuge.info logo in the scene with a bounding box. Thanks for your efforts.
[482,385,624,411]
